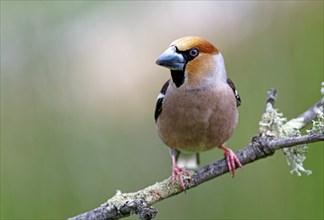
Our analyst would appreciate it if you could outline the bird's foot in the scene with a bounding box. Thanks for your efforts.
[172,164,191,190]
[218,145,242,177]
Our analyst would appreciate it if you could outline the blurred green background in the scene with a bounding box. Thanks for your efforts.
[1,1,323,219]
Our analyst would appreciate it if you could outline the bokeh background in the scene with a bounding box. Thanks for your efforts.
[1,1,323,219]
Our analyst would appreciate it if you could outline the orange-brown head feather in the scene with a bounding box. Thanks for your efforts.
[171,36,219,55]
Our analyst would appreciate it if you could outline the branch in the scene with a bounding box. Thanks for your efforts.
[69,88,324,220]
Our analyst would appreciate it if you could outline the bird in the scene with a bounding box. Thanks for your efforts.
[154,36,242,189]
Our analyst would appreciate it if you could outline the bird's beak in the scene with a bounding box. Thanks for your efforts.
[156,46,185,71]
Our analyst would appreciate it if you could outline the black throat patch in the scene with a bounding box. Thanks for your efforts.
[171,70,185,88]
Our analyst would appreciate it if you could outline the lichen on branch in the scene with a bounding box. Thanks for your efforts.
[259,83,324,176]
[307,106,324,134]
[259,90,312,176]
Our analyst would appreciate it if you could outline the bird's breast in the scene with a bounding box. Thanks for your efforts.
[157,83,238,152]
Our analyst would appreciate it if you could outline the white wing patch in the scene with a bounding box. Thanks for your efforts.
[157,93,165,100]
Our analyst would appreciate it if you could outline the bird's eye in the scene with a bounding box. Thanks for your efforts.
[189,48,199,58]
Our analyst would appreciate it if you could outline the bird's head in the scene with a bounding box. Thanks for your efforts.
[156,36,227,88]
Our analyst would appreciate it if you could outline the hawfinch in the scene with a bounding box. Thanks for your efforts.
[154,36,242,189]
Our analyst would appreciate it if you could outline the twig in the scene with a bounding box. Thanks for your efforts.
[265,88,277,107]
[69,89,324,220]
[289,99,324,130]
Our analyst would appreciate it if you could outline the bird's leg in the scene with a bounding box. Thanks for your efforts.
[170,149,191,190]
[218,145,242,177]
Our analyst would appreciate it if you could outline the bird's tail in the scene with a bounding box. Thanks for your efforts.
[176,152,199,170]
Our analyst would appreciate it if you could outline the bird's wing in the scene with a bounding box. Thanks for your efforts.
[227,78,241,107]
[154,80,170,122]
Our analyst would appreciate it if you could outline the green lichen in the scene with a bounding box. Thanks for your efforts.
[259,103,286,138]
[307,106,324,134]
[259,103,311,176]
[282,145,312,176]
[282,120,312,176]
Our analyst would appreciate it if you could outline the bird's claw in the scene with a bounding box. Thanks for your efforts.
[220,145,242,177]
[172,164,191,190]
